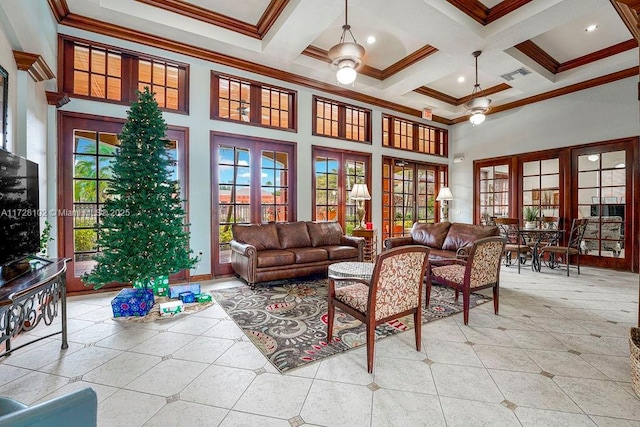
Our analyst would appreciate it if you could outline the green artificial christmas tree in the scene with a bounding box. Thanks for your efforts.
[84,87,196,289]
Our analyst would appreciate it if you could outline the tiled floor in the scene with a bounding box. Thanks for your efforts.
[0,265,639,426]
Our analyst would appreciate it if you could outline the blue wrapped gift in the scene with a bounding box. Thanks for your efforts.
[169,283,201,299]
[179,291,196,303]
[111,288,155,317]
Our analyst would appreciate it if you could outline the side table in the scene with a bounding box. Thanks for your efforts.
[352,229,377,262]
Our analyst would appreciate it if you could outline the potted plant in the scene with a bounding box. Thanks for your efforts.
[83,88,197,317]
[523,206,540,229]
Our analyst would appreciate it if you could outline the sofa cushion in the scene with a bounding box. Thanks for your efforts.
[232,223,280,251]
[289,247,328,264]
[322,245,360,260]
[307,222,343,247]
[442,223,499,252]
[411,222,451,249]
[277,222,312,249]
[256,249,296,268]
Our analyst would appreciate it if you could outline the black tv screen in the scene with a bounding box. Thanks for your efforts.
[0,150,40,267]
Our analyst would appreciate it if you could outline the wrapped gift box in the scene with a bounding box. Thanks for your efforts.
[169,283,200,299]
[159,300,184,317]
[196,293,212,303]
[179,291,196,303]
[132,275,169,297]
[111,288,155,317]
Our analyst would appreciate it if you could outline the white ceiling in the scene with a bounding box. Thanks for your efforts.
[62,0,638,122]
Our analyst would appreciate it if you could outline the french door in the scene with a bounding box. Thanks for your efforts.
[59,112,189,292]
[211,132,296,276]
[312,147,371,234]
[382,157,445,240]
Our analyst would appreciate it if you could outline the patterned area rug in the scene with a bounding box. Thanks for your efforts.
[210,276,490,373]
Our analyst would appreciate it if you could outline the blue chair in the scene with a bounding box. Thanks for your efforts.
[0,387,97,426]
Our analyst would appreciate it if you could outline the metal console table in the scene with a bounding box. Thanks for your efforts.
[0,258,69,357]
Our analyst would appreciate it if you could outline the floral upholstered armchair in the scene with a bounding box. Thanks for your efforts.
[327,245,430,373]
[426,236,505,325]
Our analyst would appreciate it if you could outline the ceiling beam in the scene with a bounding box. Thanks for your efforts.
[414,83,512,106]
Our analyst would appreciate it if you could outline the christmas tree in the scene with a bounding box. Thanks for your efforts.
[84,87,196,289]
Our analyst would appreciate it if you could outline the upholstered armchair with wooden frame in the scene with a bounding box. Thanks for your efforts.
[327,245,430,373]
[540,218,589,276]
[494,218,530,273]
[426,236,505,325]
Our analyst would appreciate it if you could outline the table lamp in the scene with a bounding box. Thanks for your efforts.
[436,186,454,222]
[350,183,371,229]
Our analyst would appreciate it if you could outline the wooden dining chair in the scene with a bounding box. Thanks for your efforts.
[494,218,530,273]
[426,237,505,325]
[540,218,589,276]
[327,245,430,373]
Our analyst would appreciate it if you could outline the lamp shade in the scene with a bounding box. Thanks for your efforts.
[350,183,371,200]
[436,187,454,201]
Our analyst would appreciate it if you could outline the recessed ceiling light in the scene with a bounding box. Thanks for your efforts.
[588,154,599,162]
[585,24,599,32]
[615,163,625,168]
[366,35,376,44]
[457,76,465,83]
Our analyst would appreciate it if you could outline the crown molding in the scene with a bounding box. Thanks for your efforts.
[451,66,639,124]
[414,83,511,106]
[47,0,69,22]
[515,40,559,74]
[133,0,289,40]
[13,51,55,82]
[302,45,437,81]
[516,38,637,74]
[611,0,640,41]
[46,91,71,108]
[446,0,533,25]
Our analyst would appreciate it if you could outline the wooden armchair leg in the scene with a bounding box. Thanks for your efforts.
[414,309,422,352]
[493,285,499,315]
[462,289,470,325]
[366,323,375,373]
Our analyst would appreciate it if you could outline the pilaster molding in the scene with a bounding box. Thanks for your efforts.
[13,51,55,82]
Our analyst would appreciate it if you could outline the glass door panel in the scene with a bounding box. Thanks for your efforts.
[479,164,510,223]
[261,150,289,223]
[314,156,339,222]
[577,150,625,259]
[218,146,251,265]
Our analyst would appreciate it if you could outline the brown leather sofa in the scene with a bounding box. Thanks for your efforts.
[230,221,364,285]
[384,222,499,259]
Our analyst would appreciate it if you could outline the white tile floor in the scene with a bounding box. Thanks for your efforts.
[0,265,639,426]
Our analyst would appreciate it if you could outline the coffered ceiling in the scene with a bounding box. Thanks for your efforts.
[51,0,638,124]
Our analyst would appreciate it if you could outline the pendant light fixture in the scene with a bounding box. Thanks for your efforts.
[463,51,491,126]
[328,0,365,85]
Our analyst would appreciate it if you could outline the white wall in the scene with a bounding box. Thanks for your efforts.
[449,76,640,223]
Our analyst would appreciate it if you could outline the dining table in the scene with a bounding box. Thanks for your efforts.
[517,227,564,272]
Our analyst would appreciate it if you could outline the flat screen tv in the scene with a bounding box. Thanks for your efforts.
[0,149,40,268]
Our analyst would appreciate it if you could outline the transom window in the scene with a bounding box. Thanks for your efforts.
[138,59,180,110]
[61,36,189,112]
[211,73,296,131]
[72,44,121,101]
[382,114,447,156]
[313,97,371,143]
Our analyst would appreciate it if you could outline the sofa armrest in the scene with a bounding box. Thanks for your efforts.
[230,240,258,284]
[341,236,365,261]
[230,240,257,258]
[383,236,414,250]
